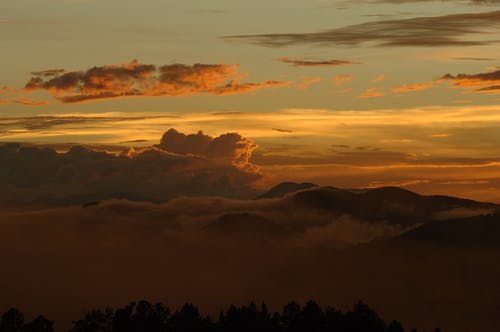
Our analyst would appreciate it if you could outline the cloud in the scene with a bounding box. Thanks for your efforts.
[297,76,322,89]
[213,80,291,95]
[0,129,262,208]
[0,114,175,132]
[224,11,500,47]
[0,86,49,107]
[451,57,496,61]
[333,74,353,86]
[0,195,498,332]
[31,69,66,77]
[371,75,385,84]
[272,128,293,133]
[476,85,500,93]
[430,133,451,138]
[277,58,359,67]
[441,68,500,93]
[392,82,435,93]
[375,0,500,4]
[23,60,289,103]
[155,128,257,168]
[357,87,383,98]
[381,138,415,143]
[0,98,48,106]
[366,179,431,188]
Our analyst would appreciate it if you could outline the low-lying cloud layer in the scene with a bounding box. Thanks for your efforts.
[23,60,289,103]
[225,11,500,47]
[0,189,499,332]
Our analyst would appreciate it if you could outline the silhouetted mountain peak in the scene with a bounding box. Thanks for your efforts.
[287,185,498,226]
[81,201,101,208]
[257,182,318,199]
[365,186,422,200]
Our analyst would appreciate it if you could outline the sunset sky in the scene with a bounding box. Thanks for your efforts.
[2,0,500,202]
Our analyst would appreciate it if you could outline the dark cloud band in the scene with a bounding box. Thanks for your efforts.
[224,11,500,48]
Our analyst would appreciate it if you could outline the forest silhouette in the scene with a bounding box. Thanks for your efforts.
[0,300,441,332]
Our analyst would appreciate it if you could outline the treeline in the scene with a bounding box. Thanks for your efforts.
[0,300,441,332]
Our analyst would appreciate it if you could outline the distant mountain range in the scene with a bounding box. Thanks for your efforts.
[256,182,318,199]
[197,182,499,244]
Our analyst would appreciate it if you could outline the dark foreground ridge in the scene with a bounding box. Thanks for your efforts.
[0,300,440,332]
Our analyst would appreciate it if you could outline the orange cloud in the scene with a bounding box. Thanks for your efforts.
[475,85,500,93]
[357,87,383,98]
[24,60,289,103]
[156,128,257,169]
[441,68,500,93]
[298,76,322,89]
[371,74,385,83]
[431,133,451,138]
[333,74,353,86]
[392,82,434,93]
[0,98,48,106]
[214,80,292,95]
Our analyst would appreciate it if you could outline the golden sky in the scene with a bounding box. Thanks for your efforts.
[2,0,500,201]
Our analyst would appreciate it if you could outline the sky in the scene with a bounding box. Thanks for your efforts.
[3,3,500,331]
[2,0,500,202]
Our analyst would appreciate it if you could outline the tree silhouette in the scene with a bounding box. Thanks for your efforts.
[112,302,135,332]
[70,309,113,332]
[300,301,324,332]
[21,316,54,332]
[1,300,444,332]
[281,302,302,332]
[132,301,170,332]
[344,301,386,332]
[170,303,209,332]
[0,308,24,332]
[387,320,405,332]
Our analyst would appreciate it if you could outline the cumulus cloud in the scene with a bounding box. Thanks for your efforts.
[23,60,289,103]
[225,11,500,47]
[277,58,359,67]
[0,129,262,208]
[441,68,500,93]
[155,128,257,169]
